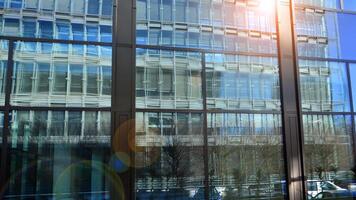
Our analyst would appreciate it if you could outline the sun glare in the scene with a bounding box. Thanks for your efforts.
[257,0,276,13]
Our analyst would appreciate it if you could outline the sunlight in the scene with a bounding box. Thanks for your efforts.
[257,0,276,14]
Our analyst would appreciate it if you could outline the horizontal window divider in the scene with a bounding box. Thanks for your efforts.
[206,109,282,114]
[7,106,111,112]
[0,36,112,46]
[298,56,356,64]
[301,111,354,115]
[135,108,204,113]
[136,44,279,57]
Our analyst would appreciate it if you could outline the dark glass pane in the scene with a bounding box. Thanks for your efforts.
[303,115,356,198]
[5,110,111,199]
[0,40,8,105]
[135,112,205,199]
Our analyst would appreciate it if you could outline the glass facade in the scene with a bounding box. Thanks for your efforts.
[135,0,287,199]
[0,0,355,199]
[295,0,356,199]
[0,0,113,199]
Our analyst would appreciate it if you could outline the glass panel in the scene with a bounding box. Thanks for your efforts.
[136,49,203,109]
[299,60,350,112]
[206,54,280,111]
[344,0,356,11]
[349,64,356,110]
[208,113,287,199]
[0,40,8,105]
[303,115,356,199]
[136,0,277,52]
[295,10,356,59]
[11,41,112,107]
[0,3,112,41]
[5,110,111,199]
[135,112,205,199]
[294,0,340,9]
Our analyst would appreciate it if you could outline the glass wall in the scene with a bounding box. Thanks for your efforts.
[295,0,356,199]
[135,0,287,199]
[0,0,113,199]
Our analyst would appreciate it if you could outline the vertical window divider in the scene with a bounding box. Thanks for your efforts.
[201,52,209,200]
[0,40,14,195]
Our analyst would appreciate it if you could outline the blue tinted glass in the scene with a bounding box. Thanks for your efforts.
[23,19,36,37]
[56,22,70,40]
[100,25,112,42]
[162,30,172,45]
[39,21,53,38]
[136,30,148,44]
[88,0,99,15]
[149,29,160,45]
[349,64,356,110]
[10,0,22,8]
[338,13,356,60]
[72,24,84,40]
[343,0,356,11]
[102,0,112,16]
[0,0,4,8]
[87,25,99,41]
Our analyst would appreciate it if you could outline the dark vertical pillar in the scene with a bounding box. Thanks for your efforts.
[112,0,136,199]
[276,0,306,199]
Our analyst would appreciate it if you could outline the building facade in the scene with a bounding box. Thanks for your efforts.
[0,0,355,199]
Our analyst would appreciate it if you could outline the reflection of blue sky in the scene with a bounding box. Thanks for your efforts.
[337,13,356,60]
[349,64,356,109]
[344,0,356,11]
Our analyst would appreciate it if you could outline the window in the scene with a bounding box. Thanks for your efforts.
[39,21,53,38]
[72,23,84,41]
[24,0,38,9]
[40,0,54,11]
[22,18,36,37]
[4,18,20,36]
[87,65,99,95]
[10,0,22,9]
[88,0,99,15]
[149,0,160,21]
[14,63,33,94]
[102,66,111,95]
[149,29,160,45]
[53,63,67,95]
[162,30,172,46]
[175,0,187,22]
[101,0,112,16]
[100,25,112,42]
[68,112,82,136]
[87,24,99,42]
[37,63,50,93]
[72,0,85,15]
[70,64,83,94]
[56,0,70,13]
[175,30,187,47]
[136,29,148,44]
[162,0,172,21]
[84,112,97,136]
[137,0,147,20]
[188,1,199,23]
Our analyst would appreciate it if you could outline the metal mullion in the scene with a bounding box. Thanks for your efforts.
[0,40,14,196]
[346,62,356,171]
[294,2,356,15]
[136,108,204,113]
[201,52,209,200]
[0,36,112,46]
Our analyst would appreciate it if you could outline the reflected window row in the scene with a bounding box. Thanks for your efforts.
[137,28,277,53]
[299,60,350,112]
[295,0,356,11]
[0,41,112,108]
[0,17,112,42]
[295,7,356,60]
[0,0,113,17]
[137,0,276,32]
